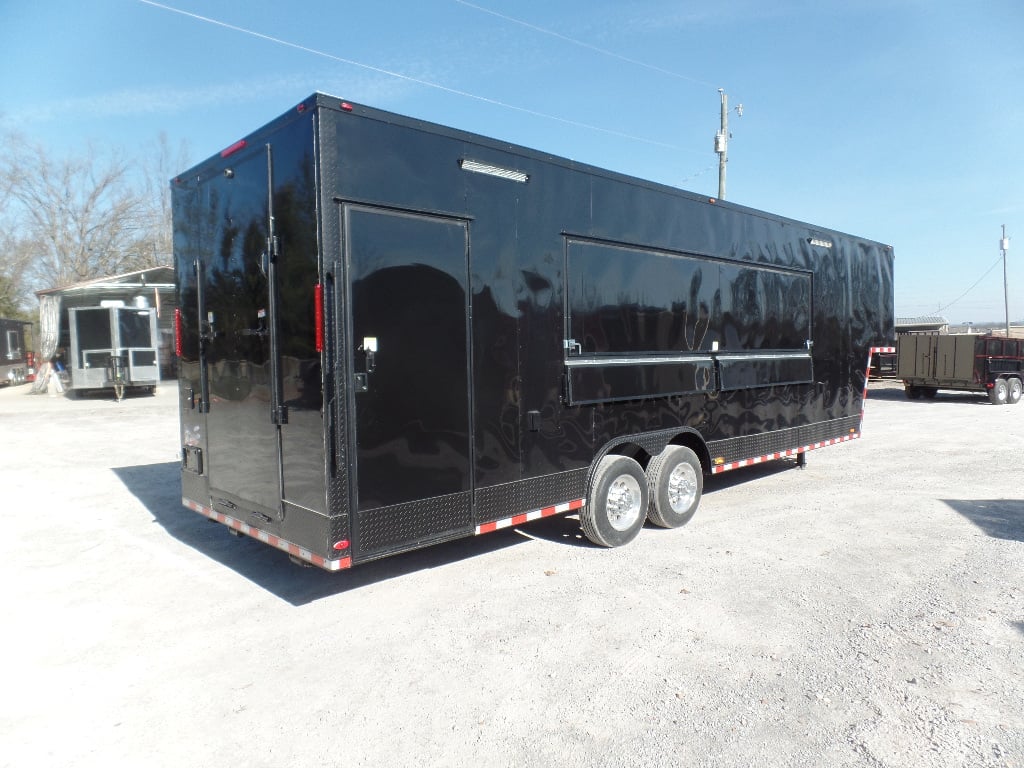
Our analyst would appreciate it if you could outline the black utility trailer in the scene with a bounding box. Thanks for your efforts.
[898,333,1023,404]
[172,94,894,570]
[1,317,30,386]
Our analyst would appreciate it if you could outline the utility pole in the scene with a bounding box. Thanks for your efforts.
[715,90,742,200]
[1001,224,1011,338]
[716,90,728,199]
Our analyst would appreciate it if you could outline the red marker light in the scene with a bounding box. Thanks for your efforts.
[332,540,350,551]
[340,102,353,112]
[174,308,183,357]
[220,139,247,158]
[314,283,324,352]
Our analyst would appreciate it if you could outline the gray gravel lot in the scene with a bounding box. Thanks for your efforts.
[1,380,1022,768]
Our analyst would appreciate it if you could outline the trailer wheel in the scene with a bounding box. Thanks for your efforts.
[582,455,648,547]
[904,385,921,400]
[1007,377,1022,405]
[989,378,1008,405]
[922,387,938,399]
[646,446,703,529]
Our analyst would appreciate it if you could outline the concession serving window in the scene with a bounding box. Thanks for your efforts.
[563,237,813,404]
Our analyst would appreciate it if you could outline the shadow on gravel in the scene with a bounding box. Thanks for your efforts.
[115,456,804,605]
[114,462,567,606]
[943,499,1024,542]
[866,386,989,405]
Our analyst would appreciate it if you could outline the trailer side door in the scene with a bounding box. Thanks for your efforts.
[342,204,473,557]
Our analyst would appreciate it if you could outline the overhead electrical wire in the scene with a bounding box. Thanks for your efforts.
[932,254,1004,315]
[452,1,733,186]
[137,0,681,150]
[454,0,720,90]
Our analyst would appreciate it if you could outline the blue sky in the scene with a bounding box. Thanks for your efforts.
[2,0,1022,323]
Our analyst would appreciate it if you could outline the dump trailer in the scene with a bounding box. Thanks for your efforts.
[1,318,29,386]
[898,333,1024,404]
[171,94,895,571]
[67,304,160,399]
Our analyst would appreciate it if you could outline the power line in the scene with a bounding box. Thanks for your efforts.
[454,0,720,90]
[137,0,681,150]
[933,254,1004,315]
[679,165,717,184]
[452,2,738,188]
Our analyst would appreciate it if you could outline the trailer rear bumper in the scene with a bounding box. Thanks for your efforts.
[182,497,352,571]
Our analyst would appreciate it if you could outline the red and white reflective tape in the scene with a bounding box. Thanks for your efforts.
[710,433,859,474]
[865,345,896,390]
[182,497,352,571]
[475,498,585,535]
[862,345,896,416]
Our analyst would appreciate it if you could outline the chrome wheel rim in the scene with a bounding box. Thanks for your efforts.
[606,474,643,531]
[666,462,698,513]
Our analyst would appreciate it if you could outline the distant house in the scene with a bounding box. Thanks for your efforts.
[896,316,948,334]
[897,316,1024,338]
[35,266,177,377]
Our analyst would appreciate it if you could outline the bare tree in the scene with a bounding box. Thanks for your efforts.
[0,238,33,318]
[0,132,181,304]
[0,155,33,318]
[136,131,190,269]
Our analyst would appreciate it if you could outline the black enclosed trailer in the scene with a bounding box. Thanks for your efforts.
[1,318,30,386]
[172,94,895,570]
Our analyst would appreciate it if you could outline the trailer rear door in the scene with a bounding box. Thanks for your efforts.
[193,147,282,516]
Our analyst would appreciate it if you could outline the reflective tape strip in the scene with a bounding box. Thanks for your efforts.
[475,498,586,535]
[182,497,351,571]
[710,433,859,475]
[862,345,896,418]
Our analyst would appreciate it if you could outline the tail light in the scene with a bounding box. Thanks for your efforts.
[175,308,183,357]
[314,283,324,352]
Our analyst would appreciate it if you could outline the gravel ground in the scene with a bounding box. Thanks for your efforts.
[1,379,1021,768]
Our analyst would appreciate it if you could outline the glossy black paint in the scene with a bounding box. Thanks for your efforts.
[173,93,894,567]
[174,111,324,544]
[344,206,472,512]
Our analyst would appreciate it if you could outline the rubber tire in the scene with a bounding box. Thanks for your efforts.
[922,387,938,399]
[989,378,1008,405]
[905,385,922,400]
[1008,378,1023,405]
[581,455,649,548]
[646,446,703,528]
